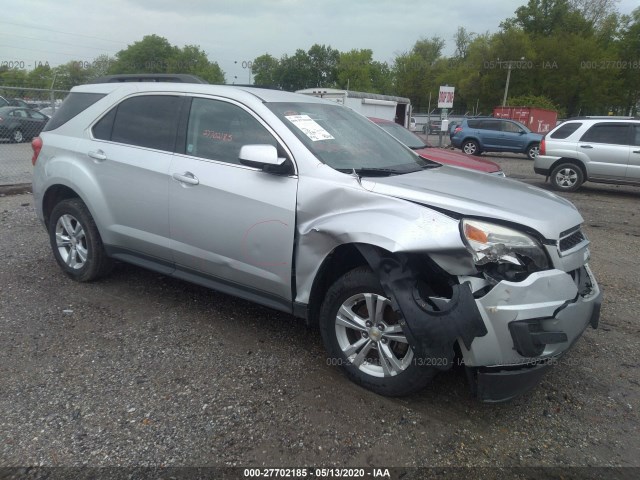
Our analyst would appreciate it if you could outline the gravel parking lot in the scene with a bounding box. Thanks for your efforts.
[1,152,639,476]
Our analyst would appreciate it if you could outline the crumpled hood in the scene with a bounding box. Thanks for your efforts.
[360,166,583,240]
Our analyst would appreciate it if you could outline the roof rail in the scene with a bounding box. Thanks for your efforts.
[90,74,208,84]
[566,116,638,120]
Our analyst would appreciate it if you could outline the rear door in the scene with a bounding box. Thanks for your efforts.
[578,122,631,180]
[479,119,503,149]
[83,94,185,263]
[168,96,298,307]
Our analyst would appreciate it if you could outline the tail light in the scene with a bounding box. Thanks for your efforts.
[31,136,43,165]
[539,138,546,156]
[454,127,462,135]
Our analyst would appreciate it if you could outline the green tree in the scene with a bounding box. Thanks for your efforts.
[617,7,640,115]
[251,54,281,87]
[169,45,224,84]
[109,34,178,73]
[53,61,93,90]
[307,44,339,87]
[337,49,374,91]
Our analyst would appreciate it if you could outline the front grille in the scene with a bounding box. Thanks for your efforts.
[559,229,587,252]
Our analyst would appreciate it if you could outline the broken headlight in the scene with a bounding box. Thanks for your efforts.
[461,219,549,281]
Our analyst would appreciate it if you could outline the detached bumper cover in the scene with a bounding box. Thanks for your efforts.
[463,266,601,402]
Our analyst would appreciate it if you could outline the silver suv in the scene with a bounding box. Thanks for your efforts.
[31,77,601,402]
[535,117,640,191]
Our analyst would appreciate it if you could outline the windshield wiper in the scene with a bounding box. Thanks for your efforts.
[409,145,429,150]
[336,167,402,177]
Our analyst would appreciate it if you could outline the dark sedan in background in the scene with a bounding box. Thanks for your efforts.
[0,106,49,143]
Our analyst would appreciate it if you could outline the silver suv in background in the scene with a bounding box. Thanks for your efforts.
[32,76,601,402]
[535,117,640,191]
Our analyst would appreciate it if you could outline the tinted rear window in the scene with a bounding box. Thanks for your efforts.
[579,123,630,145]
[467,120,481,128]
[42,92,106,132]
[551,122,582,139]
[107,95,182,152]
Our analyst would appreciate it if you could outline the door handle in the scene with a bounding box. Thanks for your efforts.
[580,145,593,149]
[88,150,107,161]
[633,150,640,154]
[172,172,199,185]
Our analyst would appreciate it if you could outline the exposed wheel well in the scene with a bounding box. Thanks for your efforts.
[42,185,81,226]
[304,243,456,327]
[305,244,369,327]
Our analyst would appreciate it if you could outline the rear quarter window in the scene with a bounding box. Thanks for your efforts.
[42,92,106,132]
[466,120,481,128]
[550,122,582,139]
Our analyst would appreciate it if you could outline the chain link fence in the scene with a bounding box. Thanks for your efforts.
[0,86,70,186]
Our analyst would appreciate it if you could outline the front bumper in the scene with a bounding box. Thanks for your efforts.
[460,265,601,401]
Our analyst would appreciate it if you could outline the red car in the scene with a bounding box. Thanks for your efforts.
[369,117,504,176]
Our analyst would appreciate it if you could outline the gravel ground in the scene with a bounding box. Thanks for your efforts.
[0,154,639,476]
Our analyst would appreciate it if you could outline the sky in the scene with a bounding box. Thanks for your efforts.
[1,0,638,84]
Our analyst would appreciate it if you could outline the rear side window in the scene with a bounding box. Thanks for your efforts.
[42,92,105,132]
[502,121,523,133]
[467,120,481,128]
[579,123,630,145]
[93,95,182,152]
[633,125,640,147]
[479,120,501,131]
[550,122,582,139]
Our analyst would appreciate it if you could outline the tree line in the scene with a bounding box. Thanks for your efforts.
[1,0,638,116]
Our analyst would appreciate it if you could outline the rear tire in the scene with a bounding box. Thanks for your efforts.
[48,198,113,282]
[462,140,481,156]
[319,267,436,397]
[550,163,584,192]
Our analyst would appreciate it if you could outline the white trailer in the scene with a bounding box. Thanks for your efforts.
[295,88,412,128]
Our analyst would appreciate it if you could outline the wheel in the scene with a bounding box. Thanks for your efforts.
[11,129,23,143]
[319,267,436,396]
[527,143,540,160]
[462,140,480,156]
[550,163,584,192]
[48,198,113,282]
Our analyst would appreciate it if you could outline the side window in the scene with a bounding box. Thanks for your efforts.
[11,110,28,118]
[185,97,277,165]
[633,125,640,147]
[466,120,481,129]
[550,122,582,139]
[502,121,522,133]
[95,95,182,151]
[480,120,501,131]
[579,123,630,146]
[29,111,47,121]
[43,92,105,132]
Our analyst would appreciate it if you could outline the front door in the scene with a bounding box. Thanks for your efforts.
[169,97,298,307]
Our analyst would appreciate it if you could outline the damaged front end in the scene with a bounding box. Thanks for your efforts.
[294,169,601,402]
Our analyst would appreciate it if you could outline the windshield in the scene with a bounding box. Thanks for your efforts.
[267,102,434,174]
[375,121,428,149]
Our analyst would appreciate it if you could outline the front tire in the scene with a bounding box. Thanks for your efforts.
[48,198,113,282]
[319,267,436,396]
[462,140,481,156]
[527,143,540,160]
[550,163,584,192]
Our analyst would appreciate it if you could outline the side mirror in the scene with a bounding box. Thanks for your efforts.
[239,145,285,168]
